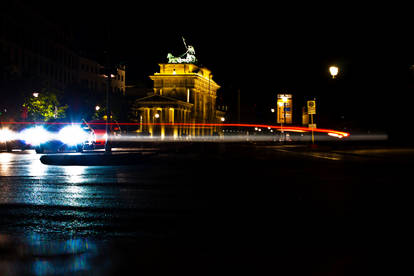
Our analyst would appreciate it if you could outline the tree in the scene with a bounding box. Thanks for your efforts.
[23,89,68,121]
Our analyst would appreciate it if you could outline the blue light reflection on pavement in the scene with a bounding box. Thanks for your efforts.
[1,150,212,276]
[29,233,98,275]
[0,151,145,275]
[0,232,101,276]
[0,152,127,208]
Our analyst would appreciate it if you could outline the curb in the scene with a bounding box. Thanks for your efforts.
[40,153,156,166]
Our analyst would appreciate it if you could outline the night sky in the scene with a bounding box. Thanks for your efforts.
[22,1,414,135]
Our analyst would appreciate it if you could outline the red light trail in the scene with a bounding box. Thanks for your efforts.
[1,122,350,137]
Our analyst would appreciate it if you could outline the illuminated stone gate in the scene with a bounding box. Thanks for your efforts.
[132,40,224,137]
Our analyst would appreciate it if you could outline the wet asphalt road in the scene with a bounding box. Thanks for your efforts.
[0,143,412,275]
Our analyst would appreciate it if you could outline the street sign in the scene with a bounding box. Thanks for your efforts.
[309,123,317,129]
[277,94,293,124]
[307,100,316,115]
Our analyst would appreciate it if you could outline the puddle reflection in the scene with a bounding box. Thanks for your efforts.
[0,233,99,275]
[64,166,87,184]
[0,153,13,174]
[29,156,49,177]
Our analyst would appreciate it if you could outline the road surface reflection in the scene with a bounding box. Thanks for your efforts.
[0,233,99,275]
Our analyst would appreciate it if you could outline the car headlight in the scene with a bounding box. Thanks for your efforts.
[20,127,51,145]
[0,128,15,142]
[58,125,88,146]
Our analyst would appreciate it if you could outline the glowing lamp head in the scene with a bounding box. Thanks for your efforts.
[20,126,50,145]
[329,66,339,78]
[0,128,15,142]
[220,117,225,122]
[58,125,88,146]
[154,113,160,119]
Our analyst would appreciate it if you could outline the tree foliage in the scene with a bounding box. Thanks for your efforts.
[23,90,68,121]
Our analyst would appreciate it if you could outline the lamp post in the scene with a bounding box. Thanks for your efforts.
[105,72,112,153]
[329,65,344,129]
[153,112,160,138]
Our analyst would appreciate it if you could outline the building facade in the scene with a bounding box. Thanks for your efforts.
[0,1,79,94]
[132,63,225,137]
[0,1,125,121]
[79,56,125,95]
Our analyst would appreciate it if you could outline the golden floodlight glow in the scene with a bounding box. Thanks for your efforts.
[329,66,339,78]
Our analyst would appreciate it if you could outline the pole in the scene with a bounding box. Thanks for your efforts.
[208,73,211,135]
[237,89,241,124]
[283,102,287,142]
[104,49,112,153]
[310,113,315,144]
[105,73,111,153]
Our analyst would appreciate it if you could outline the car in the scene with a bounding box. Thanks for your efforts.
[20,119,93,154]
[0,125,31,152]
[86,120,121,149]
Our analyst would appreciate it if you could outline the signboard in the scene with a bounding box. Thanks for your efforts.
[277,94,292,124]
[307,100,316,115]
[308,123,317,129]
[302,107,309,125]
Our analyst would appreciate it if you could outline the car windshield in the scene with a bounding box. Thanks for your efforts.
[42,120,70,132]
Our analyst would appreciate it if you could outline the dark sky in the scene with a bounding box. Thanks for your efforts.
[22,1,414,132]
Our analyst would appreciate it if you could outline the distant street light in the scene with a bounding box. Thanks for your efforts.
[329,66,339,79]
[154,113,160,119]
[270,108,275,113]
[33,92,39,98]
[220,117,225,122]
[95,105,100,111]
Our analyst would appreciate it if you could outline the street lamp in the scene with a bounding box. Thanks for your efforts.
[95,105,100,111]
[33,92,39,98]
[329,66,339,79]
